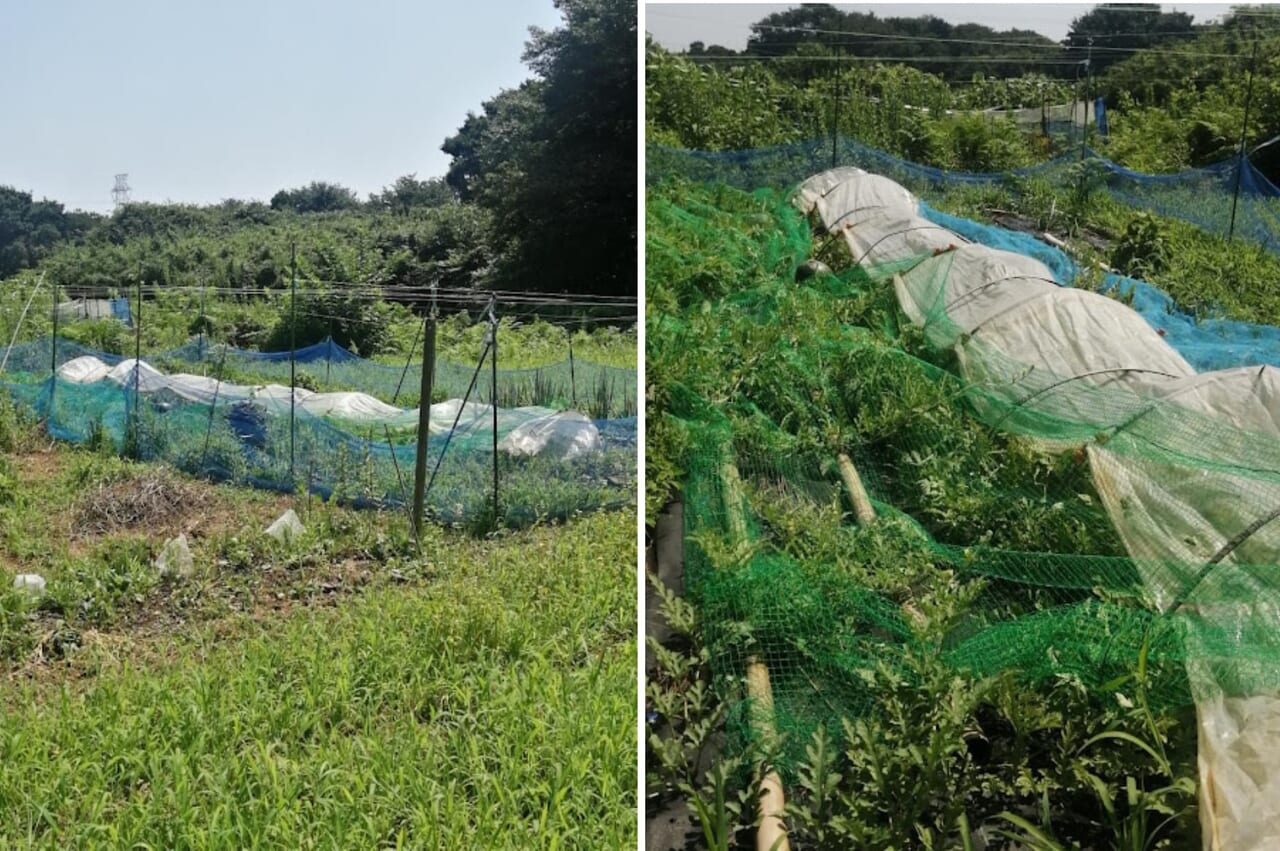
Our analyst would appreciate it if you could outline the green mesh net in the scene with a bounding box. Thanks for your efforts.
[649,177,1280,778]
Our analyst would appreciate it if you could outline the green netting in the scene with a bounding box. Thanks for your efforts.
[1,328,637,527]
[651,177,1280,778]
[1,375,635,527]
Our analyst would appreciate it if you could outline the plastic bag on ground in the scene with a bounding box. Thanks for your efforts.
[12,574,45,595]
[266,509,304,544]
[155,534,194,579]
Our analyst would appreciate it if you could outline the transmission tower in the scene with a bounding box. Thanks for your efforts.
[111,174,131,208]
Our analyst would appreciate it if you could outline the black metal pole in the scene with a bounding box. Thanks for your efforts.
[1079,39,1092,165]
[198,280,207,362]
[490,295,499,524]
[49,282,59,376]
[48,281,58,420]
[831,64,840,170]
[132,272,142,459]
[289,244,297,483]
[411,284,438,536]
[1229,41,1259,242]
[568,329,577,408]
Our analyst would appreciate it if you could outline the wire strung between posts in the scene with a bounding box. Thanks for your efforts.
[383,423,420,555]
[422,338,493,505]
[130,283,636,306]
[392,318,423,405]
[0,273,44,379]
[650,13,1252,58]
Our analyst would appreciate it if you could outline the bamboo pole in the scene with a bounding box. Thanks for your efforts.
[838,452,926,627]
[746,657,790,851]
[720,457,790,851]
[837,452,876,527]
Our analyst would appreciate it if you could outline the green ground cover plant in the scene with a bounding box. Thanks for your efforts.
[0,427,637,847]
[645,179,1202,849]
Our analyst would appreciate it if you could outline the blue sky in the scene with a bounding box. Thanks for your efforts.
[1,0,563,211]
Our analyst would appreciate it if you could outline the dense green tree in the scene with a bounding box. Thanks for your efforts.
[1065,4,1197,73]
[442,82,544,204]
[269,181,362,214]
[744,5,1058,82]
[442,0,636,295]
[0,186,96,278]
[368,174,456,214]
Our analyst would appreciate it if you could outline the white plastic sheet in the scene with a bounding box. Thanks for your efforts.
[498,411,601,461]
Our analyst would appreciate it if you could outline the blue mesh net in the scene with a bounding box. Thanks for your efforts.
[918,201,1079,283]
[652,137,1280,373]
[2,336,636,418]
[0,336,637,527]
[648,137,1280,255]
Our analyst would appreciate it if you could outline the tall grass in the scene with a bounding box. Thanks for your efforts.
[0,509,637,848]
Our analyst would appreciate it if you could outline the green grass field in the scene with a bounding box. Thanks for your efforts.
[0,430,637,848]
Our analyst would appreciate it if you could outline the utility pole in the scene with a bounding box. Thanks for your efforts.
[1229,40,1260,242]
[411,283,438,537]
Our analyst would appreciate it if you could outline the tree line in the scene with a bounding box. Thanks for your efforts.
[648,4,1280,181]
[1,0,636,298]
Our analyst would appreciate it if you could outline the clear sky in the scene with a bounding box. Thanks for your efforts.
[646,2,1238,50]
[1,0,564,212]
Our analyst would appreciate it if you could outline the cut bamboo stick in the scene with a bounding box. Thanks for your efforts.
[838,452,927,627]
[721,457,750,542]
[747,655,790,851]
[837,452,877,527]
[719,457,791,851]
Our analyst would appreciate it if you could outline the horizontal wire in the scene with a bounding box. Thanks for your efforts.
[650,10,1254,58]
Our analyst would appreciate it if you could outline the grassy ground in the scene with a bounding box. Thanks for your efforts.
[0,431,637,848]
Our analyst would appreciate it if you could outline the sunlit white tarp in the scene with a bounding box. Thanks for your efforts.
[498,411,601,461]
[807,167,1280,850]
[53,355,600,458]
[794,167,919,232]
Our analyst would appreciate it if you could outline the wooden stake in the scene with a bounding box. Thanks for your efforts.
[411,285,438,537]
[720,457,790,851]
[746,656,790,851]
[837,453,877,527]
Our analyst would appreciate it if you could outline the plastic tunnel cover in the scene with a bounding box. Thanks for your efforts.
[793,167,919,232]
[895,243,1060,346]
[959,287,1195,396]
[840,211,960,266]
[1151,366,1280,438]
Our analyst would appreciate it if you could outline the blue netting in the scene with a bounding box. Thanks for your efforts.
[1097,275,1280,372]
[650,137,1280,373]
[648,137,1280,255]
[913,203,1280,372]
[918,201,1079,283]
[1,335,636,419]
[111,298,132,326]
[0,336,637,527]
